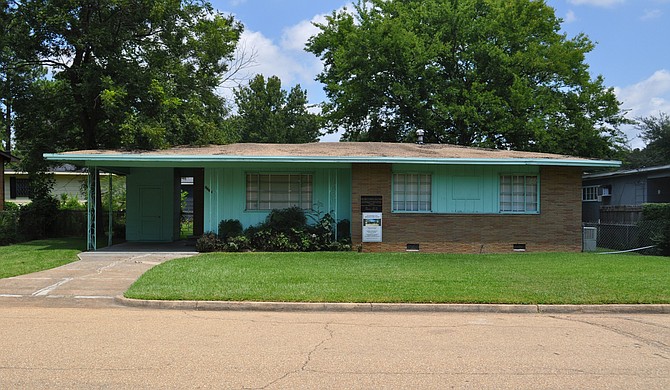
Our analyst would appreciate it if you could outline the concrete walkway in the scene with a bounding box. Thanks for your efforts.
[0,242,197,307]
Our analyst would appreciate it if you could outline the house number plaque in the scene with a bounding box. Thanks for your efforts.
[361,196,383,212]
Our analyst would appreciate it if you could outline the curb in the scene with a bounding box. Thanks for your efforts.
[115,296,670,314]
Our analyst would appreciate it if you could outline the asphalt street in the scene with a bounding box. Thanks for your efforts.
[0,305,668,389]
[0,244,668,388]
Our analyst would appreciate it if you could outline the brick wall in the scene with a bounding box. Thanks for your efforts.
[351,164,582,253]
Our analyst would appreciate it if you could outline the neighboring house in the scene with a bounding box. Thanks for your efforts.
[44,143,619,253]
[582,164,670,222]
[4,165,87,206]
[0,150,19,211]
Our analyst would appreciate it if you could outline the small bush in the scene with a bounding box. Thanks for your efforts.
[3,202,20,212]
[59,193,86,211]
[227,235,251,252]
[218,219,243,241]
[201,208,351,253]
[0,211,19,246]
[641,203,670,256]
[265,207,306,234]
[196,232,225,253]
[18,196,60,241]
[337,219,351,242]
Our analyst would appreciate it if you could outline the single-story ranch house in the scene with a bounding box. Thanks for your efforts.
[45,142,620,253]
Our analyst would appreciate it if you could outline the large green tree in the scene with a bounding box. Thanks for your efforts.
[10,0,243,156]
[307,0,629,158]
[630,113,670,167]
[232,74,321,143]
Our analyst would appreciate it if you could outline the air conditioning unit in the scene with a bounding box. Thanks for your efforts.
[582,227,597,252]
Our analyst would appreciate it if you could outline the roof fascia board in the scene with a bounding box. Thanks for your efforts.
[43,153,620,168]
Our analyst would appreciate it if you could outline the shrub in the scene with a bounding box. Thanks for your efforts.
[641,203,670,256]
[3,202,20,212]
[337,219,351,242]
[0,211,19,246]
[195,232,225,253]
[227,235,251,252]
[218,219,243,241]
[18,196,60,241]
[265,207,306,234]
[59,193,86,211]
[201,208,351,253]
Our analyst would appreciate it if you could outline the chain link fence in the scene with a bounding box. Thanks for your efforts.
[582,220,666,255]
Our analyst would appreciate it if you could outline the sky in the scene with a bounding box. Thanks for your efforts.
[211,0,670,148]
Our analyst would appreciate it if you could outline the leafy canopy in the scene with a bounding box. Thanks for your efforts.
[306,0,629,158]
[8,0,243,155]
[628,113,670,167]
[232,74,321,143]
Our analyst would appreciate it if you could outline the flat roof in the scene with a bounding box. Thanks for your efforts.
[44,142,621,168]
[583,164,670,180]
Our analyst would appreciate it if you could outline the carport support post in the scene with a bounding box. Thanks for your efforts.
[87,167,97,251]
[108,173,113,247]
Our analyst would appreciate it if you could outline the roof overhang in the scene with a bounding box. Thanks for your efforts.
[43,142,622,169]
[0,150,19,163]
[583,164,670,180]
[44,153,621,168]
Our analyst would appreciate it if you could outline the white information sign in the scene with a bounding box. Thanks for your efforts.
[362,212,383,242]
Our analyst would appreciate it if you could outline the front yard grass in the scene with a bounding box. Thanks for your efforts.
[125,252,670,304]
[0,238,85,279]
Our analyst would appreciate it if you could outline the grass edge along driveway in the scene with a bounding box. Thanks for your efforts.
[0,238,85,279]
[125,252,670,304]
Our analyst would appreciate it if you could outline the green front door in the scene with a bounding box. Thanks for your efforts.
[140,186,162,241]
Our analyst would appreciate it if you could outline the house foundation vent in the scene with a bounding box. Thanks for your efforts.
[406,243,420,252]
[513,244,526,252]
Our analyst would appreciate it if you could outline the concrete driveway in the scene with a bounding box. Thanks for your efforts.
[0,241,197,307]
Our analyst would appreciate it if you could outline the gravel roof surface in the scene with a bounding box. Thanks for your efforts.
[59,142,593,161]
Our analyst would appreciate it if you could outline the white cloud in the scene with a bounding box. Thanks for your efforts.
[281,15,327,52]
[568,0,625,6]
[640,9,663,20]
[565,10,577,23]
[614,70,670,147]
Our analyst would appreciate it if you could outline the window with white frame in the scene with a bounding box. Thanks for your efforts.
[582,186,599,201]
[499,175,538,213]
[246,173,312,210]
[393,173,431,212]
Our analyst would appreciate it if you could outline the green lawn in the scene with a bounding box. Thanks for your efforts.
[0,238,85,279]
[125,252,670,304]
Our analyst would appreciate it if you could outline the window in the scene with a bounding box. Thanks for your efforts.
[9,177,30,199]
[499,175,538,213]
[246,173,312,210]
[393,173,431,212]
[582,186,599,201]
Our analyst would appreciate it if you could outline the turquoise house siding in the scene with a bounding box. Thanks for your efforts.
[393,164,540,214]
[126,167,176,242]
[203,163,351,233]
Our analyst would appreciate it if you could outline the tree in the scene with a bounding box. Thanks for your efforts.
[306,0,629,158]
[232,74,321,143]
[10,0,243,155]
[6,0,244,238]
[1,0,40,153]
[636,113,670,166]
